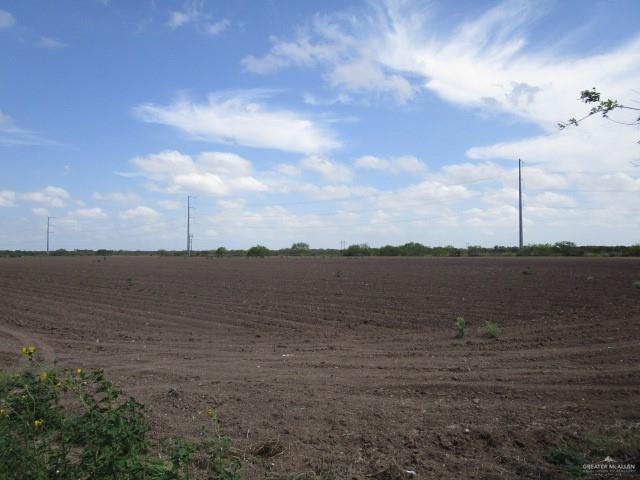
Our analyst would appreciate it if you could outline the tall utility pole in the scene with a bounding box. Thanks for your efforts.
[46,216,55,254]
[187,195,194,256]
[518,159,523,249]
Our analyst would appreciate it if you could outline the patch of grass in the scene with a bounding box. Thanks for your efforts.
[544,445,587,477]
[543,427,640,478]
[0,347,240,480]
[454,317,466,338]
[483,321,499,339]
[249,439,285,459]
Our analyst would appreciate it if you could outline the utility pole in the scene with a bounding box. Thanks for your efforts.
[187,195,195,256]
[46,216,55,254]
[518,159,523,249]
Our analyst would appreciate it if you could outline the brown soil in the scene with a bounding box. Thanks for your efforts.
[1,256,639,479]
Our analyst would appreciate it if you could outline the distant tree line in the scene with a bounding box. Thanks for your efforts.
[2,241,639,258]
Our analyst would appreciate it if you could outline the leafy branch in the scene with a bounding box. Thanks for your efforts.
[558,87,640,130]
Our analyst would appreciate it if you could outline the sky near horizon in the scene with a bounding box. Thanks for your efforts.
[1,0,639,250]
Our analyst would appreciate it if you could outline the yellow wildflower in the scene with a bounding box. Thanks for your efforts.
[75,368,82,376]
[39,371,49,382]
[0,408,7,418]
[33,419,44,429]
[21,346,37,360]
[207,407,214,418]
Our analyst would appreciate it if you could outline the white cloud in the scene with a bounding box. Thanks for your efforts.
[302,92,352,106]
[134,91,340,154]
[21,186,70,208]
[532,191,576,208]
[158,199,181,210]
[244,1,640,170]
[242,14,416,102]
[93,191,141,204]
[355,155,426,174]
[168,11,192,29]
[0,10,15,29]
[204,19,229,35]
[275,163,302,177]
[32,207,49,216]
[327,60,415,103]
[167,1,229,35]
[197,151,252,177]
[467,124,640,172]
[465,205,519,229]
[299,156,352,183]
[170,172,228,195]
[297,183,377,200]
[482,187,518,206]
[72,207,108,218]
[120,206,161,221]
[0,190,15,207]
[130,149,268,197]
[39,36,67,48]
[132,150,195,178]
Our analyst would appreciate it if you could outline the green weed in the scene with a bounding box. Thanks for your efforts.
[454,317,466,338]
[483,321,499,339]
[0,347,240,480]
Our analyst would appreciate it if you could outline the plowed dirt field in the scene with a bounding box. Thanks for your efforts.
[1,256,639,479]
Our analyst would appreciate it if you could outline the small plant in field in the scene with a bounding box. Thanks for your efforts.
[127,277,134,288]
[522,267,534,275]
[633,280,640,289]
[454,317,466,338]
[1,347,240,479]
[483,321,499,339]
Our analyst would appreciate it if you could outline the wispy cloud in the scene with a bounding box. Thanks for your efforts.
[0,9,15,29]
[167,0,229,35]
[39,36,67,49]
[0,109,59,146]
[134,91,340,154]
[244,0,640,170]
[242,13,416,103]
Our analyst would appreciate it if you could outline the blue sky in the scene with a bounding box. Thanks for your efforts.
[1,0,639,250]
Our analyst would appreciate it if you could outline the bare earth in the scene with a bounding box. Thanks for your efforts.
[1,256,639,479]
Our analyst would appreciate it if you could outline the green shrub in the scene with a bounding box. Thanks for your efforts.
[0,347,240,480]
[454,317,466,338]
[290,242,310,255]
[483,321,499,339]
[247,245,270,257]
[344,244,372,256]
[543,445,586,477]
